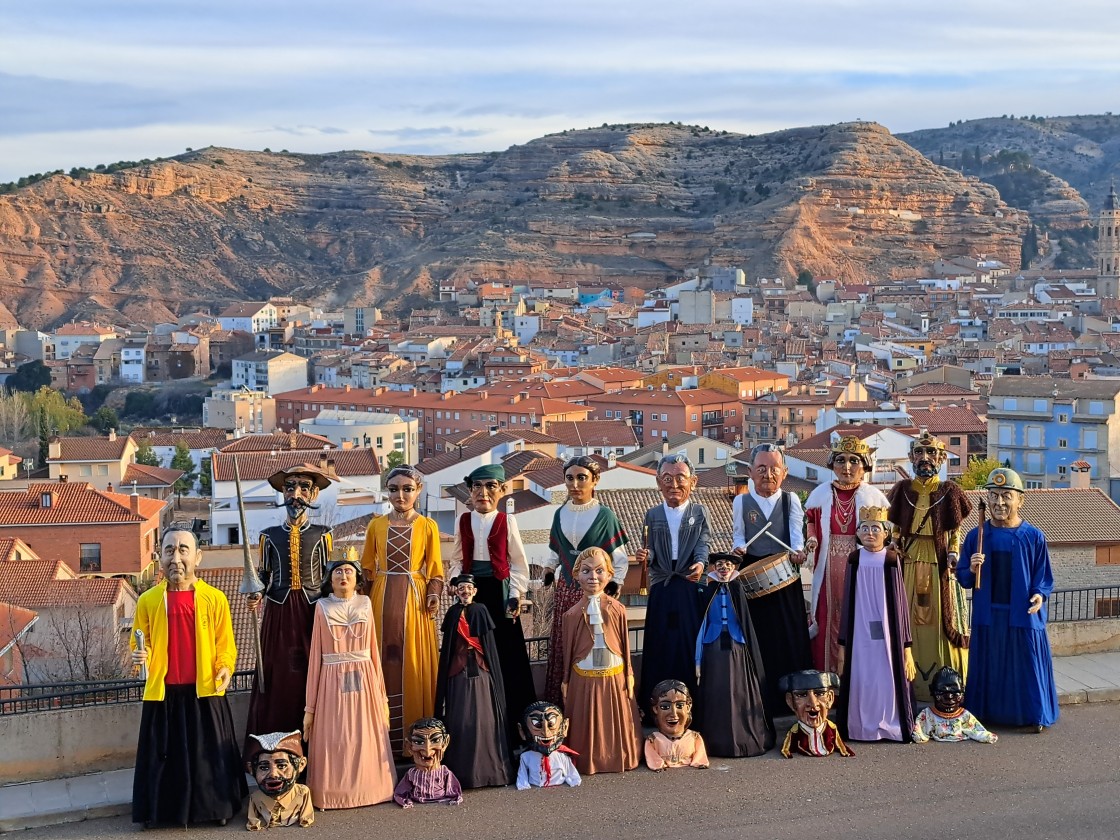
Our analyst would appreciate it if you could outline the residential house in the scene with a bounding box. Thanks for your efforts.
[203,389,277,434]
[120,335,147,383]
[0,599,37,687]
[585,388,744,445]
[743,380,869,447]
[51,323,118,361]
[46,431,138,492]
[209,449,382,546]
[232,350,310,396]
[0,448,22,482]
[543,420,640,458]
[218,302,280,346]
[0,483,165,578]
[273,385,590,458]
[700,367,791,400]
[987,376,1120,494]
[0,545,137,682]
[299,409,420,465]
[619,431,740,471]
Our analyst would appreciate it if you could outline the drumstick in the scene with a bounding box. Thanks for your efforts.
[759,528,796,555]
[740,522,772,554]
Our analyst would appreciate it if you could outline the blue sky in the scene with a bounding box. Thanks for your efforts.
[2,1,1118,182]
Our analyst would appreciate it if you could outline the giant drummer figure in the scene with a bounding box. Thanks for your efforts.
[731,443,813,711]
[245,464,335,743]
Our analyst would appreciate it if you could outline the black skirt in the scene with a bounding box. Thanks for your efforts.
[697,634,774,757]
[472,575,536,744]
[133,685,248,826]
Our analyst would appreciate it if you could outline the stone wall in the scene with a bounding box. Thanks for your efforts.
[1052,545,1120,589]
[0,693,249,785]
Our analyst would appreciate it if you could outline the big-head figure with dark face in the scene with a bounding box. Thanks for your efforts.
[245,731,314,830]
[515,701,581,788]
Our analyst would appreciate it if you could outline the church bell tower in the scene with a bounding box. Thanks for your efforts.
[1099,182,1120,299]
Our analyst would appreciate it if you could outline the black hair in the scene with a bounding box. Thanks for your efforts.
[319,558,364,600]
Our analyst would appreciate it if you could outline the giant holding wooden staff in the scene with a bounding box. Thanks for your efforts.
[887,431,971,700]
[244,463,336,743]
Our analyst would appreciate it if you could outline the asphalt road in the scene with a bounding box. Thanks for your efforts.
[24,703,1120,840]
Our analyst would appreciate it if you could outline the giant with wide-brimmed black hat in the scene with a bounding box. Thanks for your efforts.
[244,464,336,751]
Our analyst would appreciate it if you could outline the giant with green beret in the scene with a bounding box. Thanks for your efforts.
[465,464,506,486]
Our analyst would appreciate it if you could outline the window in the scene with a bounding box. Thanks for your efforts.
[1084,429,1099,449]
[1025,451,1042,474]
[1033,399,1047,412]
[1003,398,1017,410]
[1090,401,1105,415]
[1058,464,1068,476]
[806,467,819,481]
[691,413,698,422]
[1058,438,1068,449]
[729,409,736,416]
[96,464,109,476]
[698,449,706,464]
[997,425,1014,446]
[80,465,93,476]
[80,543,102,573]
[1026,426,1042,448]
[1025,480,1043,489]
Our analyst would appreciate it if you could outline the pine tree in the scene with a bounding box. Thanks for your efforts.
[170,441,197,503]
[134,440,161,467]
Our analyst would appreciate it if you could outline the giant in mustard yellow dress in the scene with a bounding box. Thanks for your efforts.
[361,515,444,755]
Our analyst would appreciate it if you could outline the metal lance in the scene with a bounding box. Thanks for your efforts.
[639,525,650,596]
[234,455,266,690]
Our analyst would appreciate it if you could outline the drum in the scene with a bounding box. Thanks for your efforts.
[739,552,798,600]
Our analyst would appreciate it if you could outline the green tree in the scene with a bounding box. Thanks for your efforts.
[381,449,405,482]
[38,407,50,466]
[89,406,119,434]
[134,439,161,467]
[24,387,86,434]
[198,456,213,496]
[123,391,156,418]
[955,456,1003,490]
[170,441,197,502]
[6,360,52,392]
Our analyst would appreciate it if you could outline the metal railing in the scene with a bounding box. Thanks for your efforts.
[6,590,1114,716]
[1048,586,1120,622]
[0,670,255,716]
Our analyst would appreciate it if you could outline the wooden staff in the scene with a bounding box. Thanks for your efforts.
[639,525,650,596]
[234,456,267,689]
[974,499,986,591]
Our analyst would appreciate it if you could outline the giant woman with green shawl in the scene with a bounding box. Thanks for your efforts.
[541,455,629,705]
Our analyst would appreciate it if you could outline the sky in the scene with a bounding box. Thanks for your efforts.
[2,1,1119,183]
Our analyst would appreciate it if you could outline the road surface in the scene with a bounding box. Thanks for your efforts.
[22,702,1120,840]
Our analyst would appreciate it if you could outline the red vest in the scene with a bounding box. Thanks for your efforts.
[458,511,510,580]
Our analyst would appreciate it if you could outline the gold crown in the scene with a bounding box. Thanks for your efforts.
[831,435,874,456]
[911,429,947,452]
[858,506,890,523]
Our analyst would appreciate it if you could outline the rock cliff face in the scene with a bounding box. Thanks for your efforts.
[0,122,1026,328]
[900,114,1120,227]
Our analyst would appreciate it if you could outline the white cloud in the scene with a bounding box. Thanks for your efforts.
[0,1,1118,180]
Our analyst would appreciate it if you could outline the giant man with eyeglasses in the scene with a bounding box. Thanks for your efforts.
[635,454,710,718]
[244,464,335,748]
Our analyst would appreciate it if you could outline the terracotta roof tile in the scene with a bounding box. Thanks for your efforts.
[0,483,165,526]
[123,463,184,488]
[52,436,131,462]
[133,429,231,450]
[543,420,638,448]
[197,568,261,673]
[596,487,738,554]
[0,601,38,656]
[211,450,379,482]
[220,432,335,453]
[962,488,1120,545]
[0,559,72,607]
[906,407,987,434]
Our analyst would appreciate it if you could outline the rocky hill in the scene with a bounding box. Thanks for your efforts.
[0,121,1026,328]
[900,115,1120,230]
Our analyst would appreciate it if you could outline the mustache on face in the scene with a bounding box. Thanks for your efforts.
[276,499,320,511]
